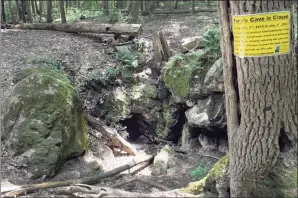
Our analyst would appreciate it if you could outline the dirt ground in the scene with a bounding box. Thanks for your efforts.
[1,12,220,197]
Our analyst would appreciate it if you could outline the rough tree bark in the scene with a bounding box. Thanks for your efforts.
[46,0,52,23]
[58,0,66,23]
[219,0,297,197]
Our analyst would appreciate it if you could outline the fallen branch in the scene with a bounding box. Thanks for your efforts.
[198,154,221,160]
[86,114,137,156]
[1,155,154,197]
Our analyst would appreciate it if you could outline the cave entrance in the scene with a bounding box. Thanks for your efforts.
[166,104,187,144]
[119,113,155,142]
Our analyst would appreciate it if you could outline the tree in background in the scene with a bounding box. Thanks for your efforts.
[103,0,109,16]
[131,0,140,23]
[218,0,297,197]
[59,0,66,23]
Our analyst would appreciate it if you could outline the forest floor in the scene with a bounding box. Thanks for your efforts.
[1,12,220,197]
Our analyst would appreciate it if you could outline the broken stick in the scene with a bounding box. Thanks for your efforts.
[1,155,154,197]
[86,114,137,156]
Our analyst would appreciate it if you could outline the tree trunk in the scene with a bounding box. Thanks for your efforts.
[46,0,52,23]
[1,0,6,22]
[219,0,297,197]
[34,0,39,15]
[103,0,109,16]
[59,0,66,23]
[191,0,195,12]
[26,0,32,22]
[31,0,35,14]
[130,0,140,23]
[152,31,172,64]
[8,0,16,24]
[39,0,42,21]
[19,0,26,22]
[174,0,178,9]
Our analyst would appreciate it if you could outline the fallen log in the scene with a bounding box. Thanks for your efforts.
[1,155,155,197]
[11,22,143,37]
[153,9,217,14]
[85,114,138,156]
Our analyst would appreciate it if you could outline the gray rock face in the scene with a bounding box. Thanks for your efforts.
[203,58,224,93]
[153,145,175,174]
[186,94,226,131]
[180,36,203,53]
[1,68,88,178]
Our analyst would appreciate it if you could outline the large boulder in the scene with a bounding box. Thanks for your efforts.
[186,93,226,131]
[1,68,88,178]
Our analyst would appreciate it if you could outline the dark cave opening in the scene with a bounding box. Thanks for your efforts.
[166,104,188,144]
[119,113,155,142]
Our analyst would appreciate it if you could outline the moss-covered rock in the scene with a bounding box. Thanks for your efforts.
[1,68,88,178]
[162,51,213,101]
[155,105,176,139]
[181,152,297,198]
[180,155,229,195]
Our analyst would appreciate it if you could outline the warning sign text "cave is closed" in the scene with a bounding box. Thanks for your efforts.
[232,11,290,58]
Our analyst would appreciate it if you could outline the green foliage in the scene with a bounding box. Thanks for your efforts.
[116,50,141,84]
[190,165,210,180]
[27,57,63,71]
[201,27,221,64]
[62,8,104,24]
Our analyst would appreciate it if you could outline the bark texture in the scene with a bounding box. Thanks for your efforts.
[219,1,297,197]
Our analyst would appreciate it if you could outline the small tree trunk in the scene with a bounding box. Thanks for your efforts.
[191,0,195,12]
[103,0,109,16]
[8,0,16,24]
[59,0,66,23]
[31,0,35,14]
[174,0,178,9]
[131,0,140,23]
[46,0,52,23]
[1,0,6,22]
[26,0,33,22]
[39,0,42,21]
[34,0,39,14]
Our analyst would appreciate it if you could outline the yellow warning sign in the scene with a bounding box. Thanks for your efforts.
[232,11,290,58]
